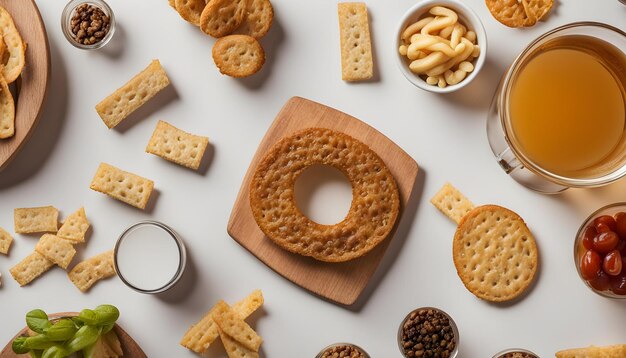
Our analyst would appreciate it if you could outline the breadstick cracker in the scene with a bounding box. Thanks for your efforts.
[556,344,626,358]
[10,251,54,286]
[0,74,15,139]
[95,60,170,129]
[218,326,259,358]
[430,182,474,224]
[146,121,209,170]
[14,206,59,234]
[68,250,116,292]
[90,163,154,210]
[212,301,262,352]
[338,2,374,81]
[0,227,13,255]
[180,290,263,353]
[35,234,76,270]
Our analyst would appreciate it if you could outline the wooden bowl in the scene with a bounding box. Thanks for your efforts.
[0,0,50,171]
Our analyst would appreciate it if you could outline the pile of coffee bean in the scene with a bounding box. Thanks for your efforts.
[400,308,456,358]
[320,344,367,358]
[70,3,111,46]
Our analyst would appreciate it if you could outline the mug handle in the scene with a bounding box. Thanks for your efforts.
[496,146,523,174]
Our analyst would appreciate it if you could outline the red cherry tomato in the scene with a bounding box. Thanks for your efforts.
[589,270,612,291]
[614,212,626,239]
[610,273,626,295]
[594,215,617,232]
[596,223,612,233]
[603,250,623,276]
[581,250,602,280]
[582,226,597,250]
[593,232,619,253]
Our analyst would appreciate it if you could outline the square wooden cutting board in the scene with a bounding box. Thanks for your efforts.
[227,97,419,305]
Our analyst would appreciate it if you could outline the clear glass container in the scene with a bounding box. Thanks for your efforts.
[492,348,539,358]
[61,0,115,50]
[487,22,626,193]
[574,203,626,299]
[114,221,187,294]
[397,307,459,358]
[315,343,370,358]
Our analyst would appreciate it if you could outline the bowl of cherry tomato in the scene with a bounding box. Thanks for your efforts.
[575,203,626,298]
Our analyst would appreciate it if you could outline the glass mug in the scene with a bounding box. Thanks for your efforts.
[487,22,626,193]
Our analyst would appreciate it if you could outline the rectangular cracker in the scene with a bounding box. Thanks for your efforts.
[14,206,59,234]
[95,59,170,129]
[9,251,54,286]
[338,2,373,81]
[556,345,626,358]
[212,301,262,352]
[57,207,90,243]
[218,326,259,358]
[90,163,154,210]
[68,250,116,292]
[430,182,475,224]
[180,290,264,353]
[146,121,209,170]
[35,234,76,270]
[0,226,13,255]
[103,330,123,356]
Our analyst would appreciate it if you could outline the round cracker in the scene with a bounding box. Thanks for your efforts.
[175,0,206,26]
[453,205,538,302]
[200,0,248,38]
[235,0,274,39]
[249,128,401,263]
[212,35,265,77]
[168,0,176,9]
[485,0,553,28]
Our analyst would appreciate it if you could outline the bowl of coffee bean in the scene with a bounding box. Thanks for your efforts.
[316,343,370,358]
[397,307,459,358]
[492,348,539,358]
[61,0,115,50]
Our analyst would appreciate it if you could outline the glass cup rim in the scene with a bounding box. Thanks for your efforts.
[499,21,626,188]
[397,306,459,358]
[114,220,186,294]
[61,0,116,50]
[573,202,626,299]
[315,343,371,358]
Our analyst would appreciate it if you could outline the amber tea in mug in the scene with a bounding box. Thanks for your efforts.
[507,35,626,179]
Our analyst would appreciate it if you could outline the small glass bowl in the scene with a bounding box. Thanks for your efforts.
[574,202,626,299]
[492,348,539,358]
[61,0,115,50]
[397,307,459,358]
[315,343,370,358]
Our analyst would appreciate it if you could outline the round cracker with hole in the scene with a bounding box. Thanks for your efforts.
[485,0,553,28]
[453,205,538,302]
[212,34,265,78]
[249,128,400,263]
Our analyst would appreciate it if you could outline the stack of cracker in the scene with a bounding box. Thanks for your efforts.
[170,0,274,77]
[181,290,264,358]
[7,206,117,292]
[0,5,26,139]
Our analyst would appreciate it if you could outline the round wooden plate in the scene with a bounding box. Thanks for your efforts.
[0,0,50,172]
[0,312,147,358]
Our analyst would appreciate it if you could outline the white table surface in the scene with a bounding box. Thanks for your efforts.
[1,1,626,357]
